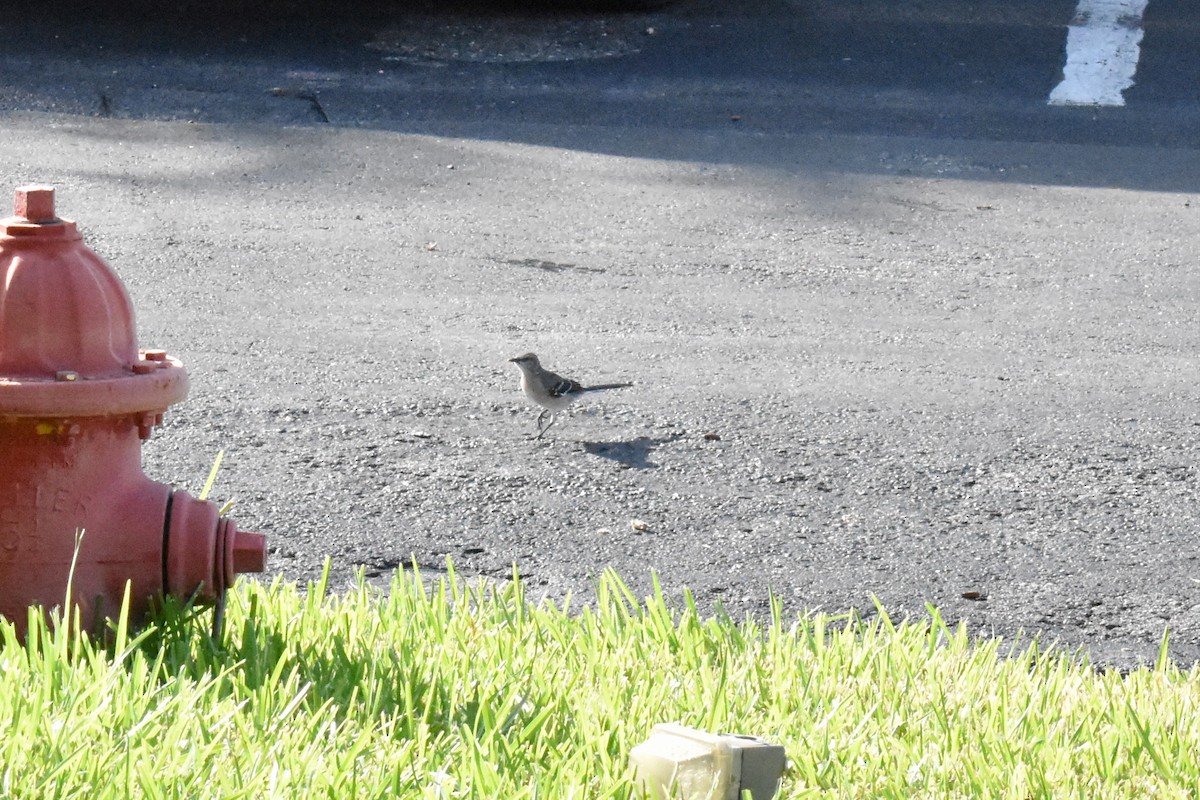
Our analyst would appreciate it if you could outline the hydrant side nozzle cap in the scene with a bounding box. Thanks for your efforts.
[232,529,267,574]
[14,186,58,223]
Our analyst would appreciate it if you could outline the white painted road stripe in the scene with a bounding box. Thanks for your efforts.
[1049,0,1149,107]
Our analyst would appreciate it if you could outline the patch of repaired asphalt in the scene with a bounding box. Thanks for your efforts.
[367,6,670,65]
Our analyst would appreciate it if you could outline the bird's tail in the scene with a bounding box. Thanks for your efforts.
[583,382,633,392]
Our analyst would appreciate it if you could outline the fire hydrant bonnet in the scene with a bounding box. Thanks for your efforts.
[0,185,188,418]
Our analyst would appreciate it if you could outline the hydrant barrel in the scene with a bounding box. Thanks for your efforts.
[0,186,266,637]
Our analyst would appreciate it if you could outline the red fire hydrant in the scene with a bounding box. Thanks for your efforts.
[0,186,266,638]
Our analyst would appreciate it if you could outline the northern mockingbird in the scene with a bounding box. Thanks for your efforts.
[509,352,632,439]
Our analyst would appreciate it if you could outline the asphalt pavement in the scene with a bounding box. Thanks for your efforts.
[1,0,1199,668]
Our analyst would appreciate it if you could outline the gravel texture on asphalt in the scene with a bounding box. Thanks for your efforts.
[85,126,1195,672]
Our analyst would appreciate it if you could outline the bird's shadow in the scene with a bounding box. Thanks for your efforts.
[581,434,683,469]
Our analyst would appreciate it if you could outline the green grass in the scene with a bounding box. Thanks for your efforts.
[1,564,1199,799]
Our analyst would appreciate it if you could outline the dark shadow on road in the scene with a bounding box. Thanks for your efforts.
[582,434,683,469]
[2,0,1198,192]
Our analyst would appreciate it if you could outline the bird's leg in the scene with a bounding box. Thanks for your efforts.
[535,410,556,440]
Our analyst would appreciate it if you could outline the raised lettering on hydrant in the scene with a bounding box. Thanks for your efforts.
[0,186,266,637]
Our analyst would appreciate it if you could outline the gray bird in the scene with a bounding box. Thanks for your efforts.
[509,352,632,439]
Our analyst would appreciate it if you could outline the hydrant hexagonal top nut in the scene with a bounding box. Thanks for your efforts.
[14,185,57,223]
[0,185,267,637]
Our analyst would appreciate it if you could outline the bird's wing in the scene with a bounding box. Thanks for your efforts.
[543,371,584,397]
